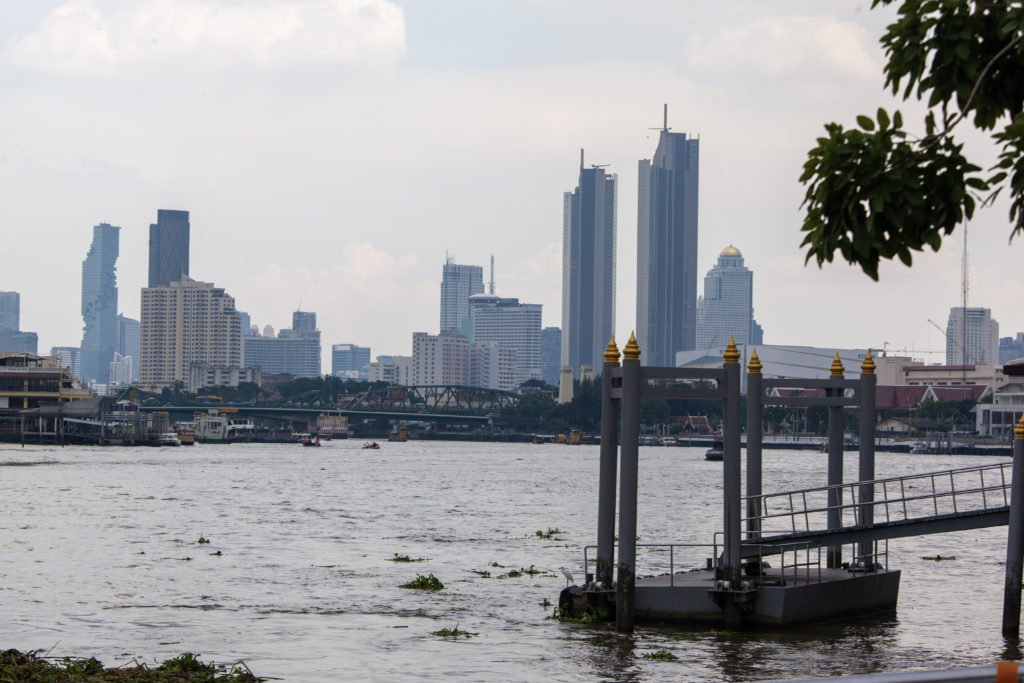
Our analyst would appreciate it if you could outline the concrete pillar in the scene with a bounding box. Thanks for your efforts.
[616,332,641,633]
[723,338,742,588]
[746,350,763,539]
[1003,416,1024,636]
[827,353,845,569]
[597,337,620,587]
[858,350,877,564]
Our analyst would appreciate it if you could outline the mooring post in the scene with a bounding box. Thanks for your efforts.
[746,350,763,539]
[827,353,845,569]
[1002,415,1024,636]
[723,338,742,590]
[597,337,621,588]
[858,350,877,565]
[616,332,641,633]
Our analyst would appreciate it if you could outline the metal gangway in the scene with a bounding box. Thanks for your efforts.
[742,462,1012,556]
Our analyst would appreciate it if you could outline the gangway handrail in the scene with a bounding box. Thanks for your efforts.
[744,462,1011,534]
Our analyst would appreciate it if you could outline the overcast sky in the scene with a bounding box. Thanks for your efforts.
[2,0,1020,367]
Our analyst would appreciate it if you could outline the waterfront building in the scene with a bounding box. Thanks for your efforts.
[976,383,1024,437]
[696,246,762,348]
[562,152,616,378]
[541,326,562,387]
[0,329,37,354]
[469,294,542,387]
[148,209,190,287]
[0,352,92,410]
[241,311,321,378]
[140,279,240,387]
[470,341,517,392]
[51,346,80,379]
[0,292,19,331]
[368,355,412,385]
[637,110,700,366]
[946,307,999,366]
[412,330,469,385]
[116,314,140,383]
[80,223,120,386]
[332,344,371,380]
[440,259,485,332]
[187,362,262,393]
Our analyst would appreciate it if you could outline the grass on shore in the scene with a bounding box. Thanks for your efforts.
[0,649,263,682]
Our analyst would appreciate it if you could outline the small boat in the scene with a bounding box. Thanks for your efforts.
[362,441,380,450]
[301,437,321,447]
[174,426,196,445]
[158,431,181,447]
[705,439,724,461]
[388,427,408,442]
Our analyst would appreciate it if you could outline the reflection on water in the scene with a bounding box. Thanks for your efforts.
[0,441,1013,681]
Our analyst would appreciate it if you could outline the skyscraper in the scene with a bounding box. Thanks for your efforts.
[541,326,562,387]
[80,223,120,385]
[148,209,190,287]
[0,292,19,331]
[637,108,699,366]
[562,150,616,378]
[469,294,542,387]
[140,280,240,386]
[117,314,140,382]
[440,259,484,332]
[696,246,762,349]
[946,307,999,366]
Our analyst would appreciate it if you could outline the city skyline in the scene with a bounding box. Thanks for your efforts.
[5,2,1024,364]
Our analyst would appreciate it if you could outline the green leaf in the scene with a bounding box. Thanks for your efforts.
[877,107,891,130]
[857,115,876,131]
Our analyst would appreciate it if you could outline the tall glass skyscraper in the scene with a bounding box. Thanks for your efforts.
[637,110,699,366]
[80,223,120,385]
[148,209,190,287]
[696,246,762,349]
[561,151,616,378]
[0,292,19,331]
[440,259,484,332]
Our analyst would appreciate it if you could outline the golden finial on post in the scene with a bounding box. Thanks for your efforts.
[747,348,762,374]
[830,353,845,376]
[623,331,641,361]
[1016,414,1024,441]
[723,336,740,364]
[860,349,876,375]
[603,335,621,364]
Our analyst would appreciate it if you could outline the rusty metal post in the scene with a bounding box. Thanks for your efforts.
[858,350,877,564]
[827,353,845,569]
[1003,416,1024,636]
[746,350,763,539]
[616,333,641,633]
[597,337,620,587]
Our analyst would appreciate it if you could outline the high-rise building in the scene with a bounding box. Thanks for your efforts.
[469,294,542,387]
[109,352,132,387]
[470,341,517,392]
[0,329,37,353]
[440,259,485,332]
[332,344,371,379]
[696,246,762,349]
[140,279,240,387]
[80,223,120,386]
[241,311,321,378]
[541,326,562,387]
[637,109,699,366]
[0,292,19,330]
[562,151,616,378]
[51,346,81,379]
[412,330,469,385]
[369,355,413,385]
[947,307,999,366]
[116,314,140,383]
[148,209,190,287]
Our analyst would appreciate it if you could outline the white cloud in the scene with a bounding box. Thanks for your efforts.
[6,0,406,75]
[687,15,881,80]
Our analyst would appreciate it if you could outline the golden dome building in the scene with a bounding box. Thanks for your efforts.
[695,245,763,349]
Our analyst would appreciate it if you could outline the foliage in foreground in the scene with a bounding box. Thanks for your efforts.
[0,649,261,682]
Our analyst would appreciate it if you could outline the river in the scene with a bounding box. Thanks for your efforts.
[0,440,1015,681]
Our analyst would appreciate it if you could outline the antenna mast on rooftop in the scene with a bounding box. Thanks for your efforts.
[489,255,495,295]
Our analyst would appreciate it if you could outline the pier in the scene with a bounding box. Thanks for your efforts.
[561,335,1024,633]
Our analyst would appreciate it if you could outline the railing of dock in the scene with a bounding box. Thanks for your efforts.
[744,462,1011,535]
[583,543,717,587]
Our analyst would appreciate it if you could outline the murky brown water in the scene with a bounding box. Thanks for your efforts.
[0,441,1015,681]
